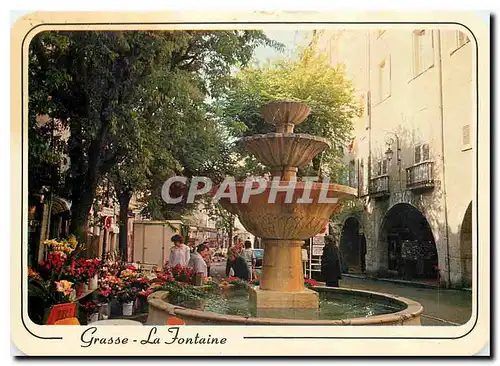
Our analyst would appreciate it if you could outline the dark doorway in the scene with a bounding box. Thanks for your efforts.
[339,217,366,274]
[380,204,439,281]
[460,202,472,287]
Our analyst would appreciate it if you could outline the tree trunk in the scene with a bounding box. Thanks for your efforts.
[69,188,94,247]
[118,190,132,262]
[228,214,235,247]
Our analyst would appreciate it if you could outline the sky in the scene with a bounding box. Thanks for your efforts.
[253,29,314,63]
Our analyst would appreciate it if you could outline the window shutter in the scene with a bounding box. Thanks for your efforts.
[462,125,471,146]
[414,146,421,163]
[422,144,430,161]
[382,159,388,175]
[377,161,382,176]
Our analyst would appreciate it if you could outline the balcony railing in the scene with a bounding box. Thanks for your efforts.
[369,175,390,198]
[406,161,434,190]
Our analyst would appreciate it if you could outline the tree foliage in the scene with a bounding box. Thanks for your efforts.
[29,30,280,243]
[217,40,361,178]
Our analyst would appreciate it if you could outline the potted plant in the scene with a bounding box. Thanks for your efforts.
[80,300,101,324]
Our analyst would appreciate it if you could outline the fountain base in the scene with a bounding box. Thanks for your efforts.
[249,286,319,309]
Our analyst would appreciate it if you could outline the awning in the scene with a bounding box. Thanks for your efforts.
[51,196,71,215]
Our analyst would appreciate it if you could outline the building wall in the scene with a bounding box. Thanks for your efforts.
[319,28,474,287]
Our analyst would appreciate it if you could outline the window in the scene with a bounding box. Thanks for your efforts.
[377,57,391,102]
[414,143,430,164]
[412,30,434,77]
[348,160,356,188]
[376,158,388,176]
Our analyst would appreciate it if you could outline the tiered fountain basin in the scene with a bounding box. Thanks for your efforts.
[240,133,330,169]
[215,181,357,307]
[146,286,423,325]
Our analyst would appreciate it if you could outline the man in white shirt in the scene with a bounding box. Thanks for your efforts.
[168,234,190,267]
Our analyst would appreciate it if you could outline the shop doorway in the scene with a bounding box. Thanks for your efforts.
[339,217,366,274]
[380,203,439,281]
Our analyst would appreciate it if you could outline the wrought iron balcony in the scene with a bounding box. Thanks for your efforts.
[369,175,390,198]
[406,161,434,191]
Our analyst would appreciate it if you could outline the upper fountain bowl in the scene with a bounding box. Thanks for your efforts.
[261,101,311,133]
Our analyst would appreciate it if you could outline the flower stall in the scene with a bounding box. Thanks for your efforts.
[29,236,269,325]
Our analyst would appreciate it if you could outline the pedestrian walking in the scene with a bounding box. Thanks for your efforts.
[321,235,342,287]
[168,234,190,268]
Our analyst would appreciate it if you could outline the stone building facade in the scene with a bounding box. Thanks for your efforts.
[318,28,474,288]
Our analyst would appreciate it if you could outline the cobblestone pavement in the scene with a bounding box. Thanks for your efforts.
[210,263,473,326]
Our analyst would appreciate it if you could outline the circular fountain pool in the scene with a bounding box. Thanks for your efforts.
[146,286,423,326]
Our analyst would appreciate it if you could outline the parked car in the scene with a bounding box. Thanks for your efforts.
[253,249,264,269]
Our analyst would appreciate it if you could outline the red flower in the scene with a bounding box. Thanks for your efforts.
[304,279,317,287]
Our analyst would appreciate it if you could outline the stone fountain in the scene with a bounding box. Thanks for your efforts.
[217,100,357,311]
[146,101,424,326]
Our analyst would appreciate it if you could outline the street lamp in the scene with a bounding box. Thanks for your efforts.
[384,131,402,191]
[384,132,401,163]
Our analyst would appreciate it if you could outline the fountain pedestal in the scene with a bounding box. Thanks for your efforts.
[250,239,319,308]
[249,287,319,309]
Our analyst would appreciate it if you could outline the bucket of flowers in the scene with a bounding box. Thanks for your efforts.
[79,300,101,324]
[99,273,123,317]
[85,258,101,290]
[96,287,112,320]
[304,279,317,288]
[136,287,153,313]
[117,287,137,316]
[170,264,195,283]
[70,258,94,296]
[131,277,150,313]
[53,280,75,303]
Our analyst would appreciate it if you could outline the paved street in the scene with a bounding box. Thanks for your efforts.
[209,262,472,326]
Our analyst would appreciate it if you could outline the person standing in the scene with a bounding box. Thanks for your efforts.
[202,242,212,277]
[188,243,210,285]
[168,234,190,268]
[241,240,256,280]
[301,243,309,278]
[321,235,342,287]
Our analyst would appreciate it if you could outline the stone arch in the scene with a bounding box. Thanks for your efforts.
[378,203,439,281]
[339,217,367,274]
[459,201,473,287]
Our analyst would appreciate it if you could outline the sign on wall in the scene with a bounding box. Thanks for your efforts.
[312,245,325,256]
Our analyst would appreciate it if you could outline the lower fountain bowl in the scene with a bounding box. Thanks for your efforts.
[217,182,357,239]
[146,286,423,326]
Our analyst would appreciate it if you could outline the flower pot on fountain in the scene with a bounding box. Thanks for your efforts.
[217,100,357,310]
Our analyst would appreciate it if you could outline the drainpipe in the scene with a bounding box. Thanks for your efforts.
[367,30,372,191]
[436,30,451,287]
[366,30,374,272]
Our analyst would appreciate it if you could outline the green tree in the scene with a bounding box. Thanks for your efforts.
[29,30,279,243]
[217,40,361,178]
